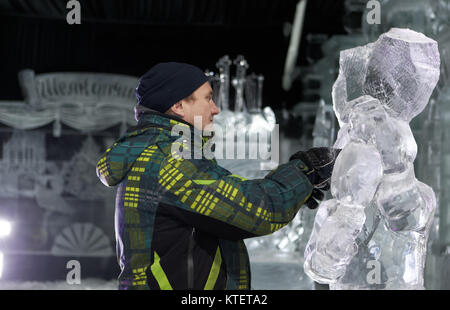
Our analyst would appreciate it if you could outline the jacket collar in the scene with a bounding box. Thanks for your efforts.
[136,106,191,129]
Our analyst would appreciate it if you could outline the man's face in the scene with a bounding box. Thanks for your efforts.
[180,82,219,131]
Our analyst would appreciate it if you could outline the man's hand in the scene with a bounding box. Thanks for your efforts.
[290,147,341,191]
[290,147,340,210]
[305,188,325,210]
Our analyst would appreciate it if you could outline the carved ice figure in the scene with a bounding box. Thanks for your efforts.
[304,28,440,289]
[333,29,440,125]
[213,55,277,179]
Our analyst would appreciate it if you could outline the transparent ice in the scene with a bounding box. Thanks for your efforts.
[332,28,440,125]
[304,28,440,289]
[212,56,277,179]
[304,199,366,283]
[347,96,418,173]
[376,165,436,233]
[360,1,450,289]
[331,142,383,206]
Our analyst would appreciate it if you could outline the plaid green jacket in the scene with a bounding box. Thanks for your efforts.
[96,111,313,290]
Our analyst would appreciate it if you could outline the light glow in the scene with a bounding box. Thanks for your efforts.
[0,220,11,238]
[0,252,3,279]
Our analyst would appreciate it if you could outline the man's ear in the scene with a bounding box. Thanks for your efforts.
[168,101,184,117]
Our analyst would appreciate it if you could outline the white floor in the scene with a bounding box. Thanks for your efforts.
[0,278,118,290]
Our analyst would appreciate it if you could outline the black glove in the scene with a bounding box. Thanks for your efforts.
[305,188,325,210]
[290,147,341,191]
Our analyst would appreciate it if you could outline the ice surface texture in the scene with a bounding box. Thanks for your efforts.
[331,142,383,205]
[304,28,439,289]
[304,199,366,283]
[332,28,440,126]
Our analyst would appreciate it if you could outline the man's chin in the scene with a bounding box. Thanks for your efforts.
[203,122,214,134]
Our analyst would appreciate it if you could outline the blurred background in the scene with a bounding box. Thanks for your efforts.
[0,0,449,290]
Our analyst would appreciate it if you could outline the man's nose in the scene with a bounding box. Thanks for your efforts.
[211,100,220,115]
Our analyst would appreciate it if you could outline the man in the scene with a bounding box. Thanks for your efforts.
[96,62,340,290]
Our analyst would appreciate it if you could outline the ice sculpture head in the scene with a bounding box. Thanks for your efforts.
[332,28,440,125]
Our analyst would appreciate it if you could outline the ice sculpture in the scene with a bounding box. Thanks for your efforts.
[361,0,450,289]
[304,28,440,289]
[212,55,277,179]
[212,55,235,128]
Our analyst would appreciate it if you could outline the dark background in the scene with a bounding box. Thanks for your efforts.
[0,0,346,110]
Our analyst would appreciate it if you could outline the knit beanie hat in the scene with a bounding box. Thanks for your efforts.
[135,62,208,113]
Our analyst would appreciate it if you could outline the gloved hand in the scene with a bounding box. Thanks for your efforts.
[290,147,341,191]
[305,188,325,210]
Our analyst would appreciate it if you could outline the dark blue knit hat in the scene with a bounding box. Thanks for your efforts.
[135,62,208,113]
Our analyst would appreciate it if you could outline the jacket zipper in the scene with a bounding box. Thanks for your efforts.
[187,227,195,289]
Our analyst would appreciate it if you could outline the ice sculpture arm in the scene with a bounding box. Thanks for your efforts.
[375,167,437,233]
[333,124,351,149]
[304,143,384,284]
[331,142,384,205]
[157,152,313,240]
